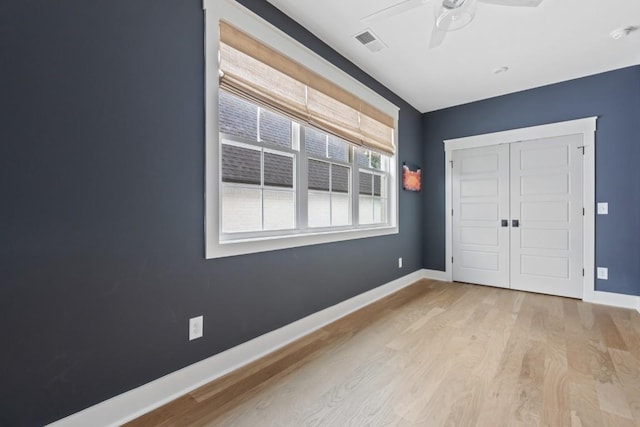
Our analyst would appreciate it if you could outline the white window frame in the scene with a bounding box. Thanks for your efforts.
[203,0,399,258]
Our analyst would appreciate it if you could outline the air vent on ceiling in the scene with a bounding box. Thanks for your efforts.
[354,29,387,53]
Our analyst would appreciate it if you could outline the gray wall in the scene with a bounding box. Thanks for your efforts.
[422,66,640,297]
[0,0,423,425]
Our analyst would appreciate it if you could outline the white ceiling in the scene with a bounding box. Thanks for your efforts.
[265,0,640,112]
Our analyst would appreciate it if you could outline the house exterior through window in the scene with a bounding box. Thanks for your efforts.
[219,91,391,240]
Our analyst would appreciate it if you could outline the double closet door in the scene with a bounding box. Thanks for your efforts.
[452,134,584,298]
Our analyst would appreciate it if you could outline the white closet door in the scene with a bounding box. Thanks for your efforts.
[509,135,584,298]
[452,144,510,288]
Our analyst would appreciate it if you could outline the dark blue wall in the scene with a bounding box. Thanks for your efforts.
[0,0,423,425]
[422,66,640,297]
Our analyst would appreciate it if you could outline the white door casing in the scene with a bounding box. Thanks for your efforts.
[444,117,596,300]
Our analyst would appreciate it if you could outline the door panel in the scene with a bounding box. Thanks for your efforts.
[452,144,510,288]
[460,203,499,221]
[460,250,500,271]
[520,174,569,195]
[520,229,569,250]
[520,255,569,278]
[521,201,569,222]
[461,227,499,246]
[510,134,583,298]
[520,144,569,169]
[460,179,500,197]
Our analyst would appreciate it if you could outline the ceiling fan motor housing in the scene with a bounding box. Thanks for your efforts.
[443,0,468,10]
[437,0,476,31]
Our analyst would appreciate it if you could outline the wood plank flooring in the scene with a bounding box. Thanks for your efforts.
[126,280,640,426]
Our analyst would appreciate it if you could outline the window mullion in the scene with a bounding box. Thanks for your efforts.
[328,163,333,227]
[261,149,265,231]
[385,172,390,223]
[324,134,329,159]
[370,174,374,221]
[256,107,262,142]
[297,124,308,230]
[351,147,360,226]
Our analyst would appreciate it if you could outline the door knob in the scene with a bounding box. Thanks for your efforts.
[512,219,520,227]
[501,219,508,227]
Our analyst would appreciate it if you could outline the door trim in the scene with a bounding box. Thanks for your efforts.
[443,117,597,300]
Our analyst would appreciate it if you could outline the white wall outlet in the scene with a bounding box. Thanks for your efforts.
[597,267,608,280]
[189,316,203,341]
[398,257,403,268]
[597,202,609,215]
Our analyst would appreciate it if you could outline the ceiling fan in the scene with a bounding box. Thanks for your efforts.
[361,0,544,49]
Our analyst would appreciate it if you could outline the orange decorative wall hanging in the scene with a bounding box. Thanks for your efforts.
[402,162,421,192]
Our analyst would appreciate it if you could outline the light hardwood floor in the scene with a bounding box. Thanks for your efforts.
[126,280,640,426]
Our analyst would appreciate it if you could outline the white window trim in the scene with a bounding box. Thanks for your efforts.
[203,0,399,259]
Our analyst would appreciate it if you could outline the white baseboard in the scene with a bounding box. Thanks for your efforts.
[583,289,640,313]
[47,269,426,427]
[437,268,640,314]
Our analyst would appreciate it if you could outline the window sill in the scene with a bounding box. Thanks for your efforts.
[207,224,398,259]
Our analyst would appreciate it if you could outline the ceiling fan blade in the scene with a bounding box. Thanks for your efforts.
[361,0,429,23]
[428,26,447,48]
[478,0,543,7]
[429,2,450,48]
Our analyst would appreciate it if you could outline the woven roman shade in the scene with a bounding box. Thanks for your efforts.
[219,22,395,156]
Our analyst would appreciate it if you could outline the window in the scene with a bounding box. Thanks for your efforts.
[219,91,392,239]
[219,92,296,234]
[357,147,389,226]
[305,128,352,228]
[204,1,399,258]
